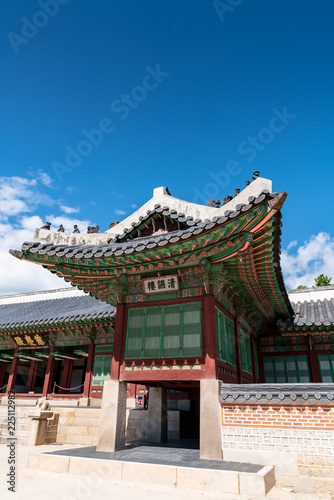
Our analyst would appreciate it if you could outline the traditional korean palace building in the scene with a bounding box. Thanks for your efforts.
[2,174,334,484]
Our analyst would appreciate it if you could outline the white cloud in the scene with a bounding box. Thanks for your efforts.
[0,176,55,218]
[37,171,53,188]
[0,175,93,294]
[59,204,80,214]
[0,218,69,295]
[115,209,126,215]
[130,203,138,209]
[281,232,334,289]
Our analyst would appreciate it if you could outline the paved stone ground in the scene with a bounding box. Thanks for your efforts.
[0,443,334,500]
[47,441,263,472]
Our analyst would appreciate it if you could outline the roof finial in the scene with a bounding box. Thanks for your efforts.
[252,171,260,180]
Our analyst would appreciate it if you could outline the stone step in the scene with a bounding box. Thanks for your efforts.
[28,452,275,497]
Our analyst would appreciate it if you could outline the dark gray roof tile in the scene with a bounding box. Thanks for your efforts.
[0,295,115,330]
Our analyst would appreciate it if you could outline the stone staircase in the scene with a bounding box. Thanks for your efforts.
[0,406,31,445]
[0,405,181,446]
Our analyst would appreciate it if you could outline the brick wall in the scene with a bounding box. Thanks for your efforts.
[221,405,334,430]
[219,383,334,481]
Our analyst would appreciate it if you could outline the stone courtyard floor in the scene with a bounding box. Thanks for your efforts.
[0,443,334,500]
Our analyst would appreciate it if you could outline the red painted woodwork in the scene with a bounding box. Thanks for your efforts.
[202,294,218,379]
[43,348,55,397]
[5,350,19,395]
[308,350,322,383]
[121,368,207,383]
[60,353,73,394]
[127,383,137,398]
[26,360,37,393]
[83,344,95,398]
[111,303,126,380]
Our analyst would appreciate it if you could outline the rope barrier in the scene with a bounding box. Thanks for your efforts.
[0,384,8,391]
[53,383,84,391]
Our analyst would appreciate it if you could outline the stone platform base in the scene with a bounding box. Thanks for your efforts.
[28,446,275,497]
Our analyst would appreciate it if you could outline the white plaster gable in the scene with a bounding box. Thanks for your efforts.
[32,176,272,245]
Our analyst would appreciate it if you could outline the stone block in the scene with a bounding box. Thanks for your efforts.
[68,457,123,479]
[87,426,99,436]
[168,419,179,432]
[177,467,239,494]
[28,453,69,473]
[223,448,298,477]
[122,462,177,486]
[200,380,222,461]
[239,466,275,497]
[65,425,88,436]
[146,387,167,443]
[127,409,146,420]
[65,434,94,445]
[72,417,100,427]
[96,380,127,452]
[309,466,322,477]
[178,400,191,411]
[74,408,101,418]
[168,430,179,441]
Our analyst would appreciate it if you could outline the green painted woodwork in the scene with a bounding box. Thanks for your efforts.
[125,302,202,359]
[263,355,310,383]
[95,344,113,353]
[318,354,334,383]
[18,198,292,334]
[239,328,253,375]
[92,354,112,386]
[215,308,236,367]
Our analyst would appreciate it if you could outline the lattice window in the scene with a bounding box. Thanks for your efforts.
[92,354,112,386]
[215,308,236,367]
[239,328,253,375]
[125,303,202,359]
[318,354,334,382]
[263,355,310,383]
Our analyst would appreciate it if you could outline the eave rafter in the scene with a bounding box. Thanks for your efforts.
[12,195,292,331]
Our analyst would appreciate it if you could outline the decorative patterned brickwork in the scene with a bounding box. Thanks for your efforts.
[222,426,334,478]
[220,383,334,479]
[221,405,334,430]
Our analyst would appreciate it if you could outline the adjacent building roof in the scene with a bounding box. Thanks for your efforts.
[0,288,115,331]
[286,286,334,328]
[219,383,334,406]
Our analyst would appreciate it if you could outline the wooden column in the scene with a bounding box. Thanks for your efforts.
[26,360,38,393]
[60,352,73,394]
[5,350,19,395]
[111,304,126,381]
[234,319,242,383]
[309,350,322,383]
[127,383,136,399]
[202,295,218,379]
[83,344,95,398]
[42,348,54,397]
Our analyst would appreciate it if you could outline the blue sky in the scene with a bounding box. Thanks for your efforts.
[0,1,334,293]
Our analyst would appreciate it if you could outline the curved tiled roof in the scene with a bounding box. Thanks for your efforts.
[219,383,334,406]
[291,298,334,326]
[0,295,115,330]
[18,190,279,260]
